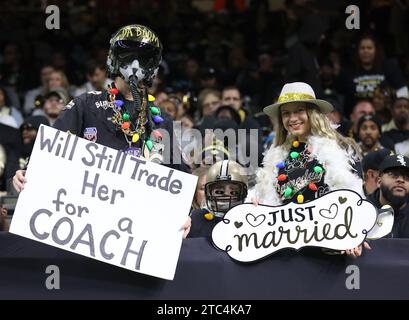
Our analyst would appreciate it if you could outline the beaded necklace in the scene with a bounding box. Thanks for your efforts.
[275,140,325,204]
[107,84,164,153]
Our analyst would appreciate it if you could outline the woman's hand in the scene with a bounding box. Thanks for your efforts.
[251,197,260,206]
[12,170,26,193]
[344,242,372,258]
[182,216,192,239]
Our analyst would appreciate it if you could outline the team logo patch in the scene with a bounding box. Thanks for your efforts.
[63,100,75,110]
[83,127,97,142]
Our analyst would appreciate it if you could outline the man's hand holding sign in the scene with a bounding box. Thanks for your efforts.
[10,125,197,280]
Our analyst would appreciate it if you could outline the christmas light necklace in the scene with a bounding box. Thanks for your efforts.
[107,84,164,151]
[275,140,324,204]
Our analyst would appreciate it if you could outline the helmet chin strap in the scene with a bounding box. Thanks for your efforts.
[117,59,144,126]
[118,58,156,142]
[127,61,154,143]
[129,75,141,116]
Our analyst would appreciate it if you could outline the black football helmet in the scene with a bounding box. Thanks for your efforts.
[107,24,162,86]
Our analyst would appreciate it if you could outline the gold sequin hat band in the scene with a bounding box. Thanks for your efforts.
[263,82,334,117]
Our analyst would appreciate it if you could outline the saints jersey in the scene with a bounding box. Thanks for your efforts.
[54,90,190,173]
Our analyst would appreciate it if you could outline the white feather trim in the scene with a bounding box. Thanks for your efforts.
[254,144,288,205]
[254,136,364,205]
[308,136,364,197]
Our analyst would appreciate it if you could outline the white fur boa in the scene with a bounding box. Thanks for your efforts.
[252,136,364,205]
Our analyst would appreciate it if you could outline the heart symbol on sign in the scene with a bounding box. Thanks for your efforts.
[234,221,243,229]
[246,214,266,227]
[319,203,338,219]
[339,197,347,204]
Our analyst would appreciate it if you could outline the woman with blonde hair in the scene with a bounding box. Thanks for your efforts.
[253,82,369,257]
[48,70,70,93]
[191,166,208,211]
[197,88,221,119]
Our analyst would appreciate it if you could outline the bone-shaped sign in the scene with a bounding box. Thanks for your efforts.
[212,189,386,263]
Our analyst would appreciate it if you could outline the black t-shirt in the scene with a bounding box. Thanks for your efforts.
[276,142,328,205]
[189,208,222,238]
[339,59,407,115]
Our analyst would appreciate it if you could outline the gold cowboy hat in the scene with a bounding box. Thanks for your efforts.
[263,82,333,117]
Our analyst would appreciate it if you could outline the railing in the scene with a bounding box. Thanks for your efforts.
[1,233,409,299]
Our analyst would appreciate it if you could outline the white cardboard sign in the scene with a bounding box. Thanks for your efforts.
[10,125,197,280]
[212,190,382,262]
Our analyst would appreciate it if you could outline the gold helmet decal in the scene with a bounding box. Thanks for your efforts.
[110,25,162,49]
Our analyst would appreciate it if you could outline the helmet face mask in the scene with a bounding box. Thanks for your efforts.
[204,160,248,216]
[107,25,162,86]
[205,180,247,215]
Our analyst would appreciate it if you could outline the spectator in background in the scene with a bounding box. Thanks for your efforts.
[221,86,242,113]
[196,88,221,122]
[48,70,71,96]
[367,154,409,238]
[214,105,241,126]
[191,166,208,212]
[0,205,9,231]
[382,94,409,152]
[0,43,32,94]
[340,34,408,116]
[179,57,200,93]
[372,85,393,124]
[41,88,69,126]
[18,115,50,169]
[23,65,55,116]
[223,47,248,86]
[0,122,21,192]
[214,102,264,166]
[1,86,21,114]
[221,86,260,131]
[0,144,6,189]
[0,86,23,129]
[181,114,194,129]
[357,115,385,156]
[349,100,376,139]
[199,67,219,91]
[361,148,390,196]
[167,94,184,119]
[159,99,178,120]
[154,91,169,107]
[74,61,111,97]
